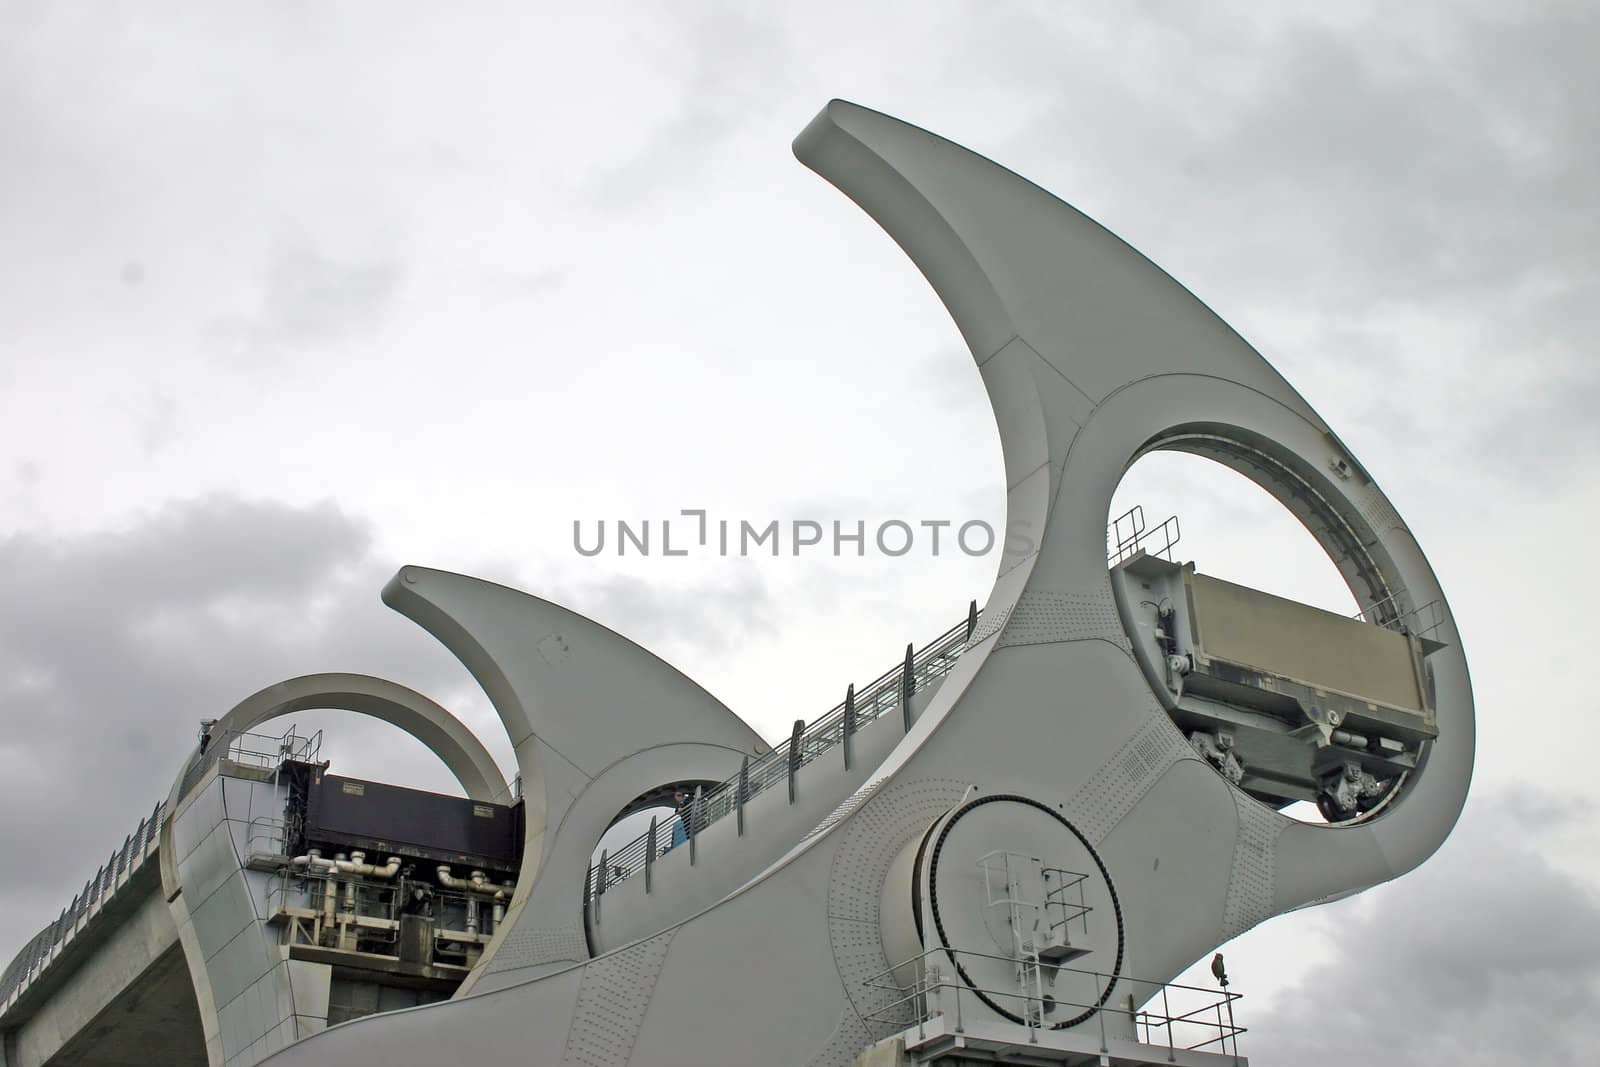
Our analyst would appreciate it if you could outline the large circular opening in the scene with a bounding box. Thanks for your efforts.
[1110,451,1359,616]
[1109,448,1432,824]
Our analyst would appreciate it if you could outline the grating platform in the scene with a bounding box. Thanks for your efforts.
[859,1015,1247,1067]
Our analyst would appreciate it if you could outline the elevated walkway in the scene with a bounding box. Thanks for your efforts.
[0,804,203,1067]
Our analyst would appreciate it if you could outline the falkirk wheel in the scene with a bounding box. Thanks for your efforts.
[261,99,1473,1067]
[3,101,1472,1067]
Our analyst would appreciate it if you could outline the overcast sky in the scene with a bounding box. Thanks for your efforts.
[3,2,1596,1061]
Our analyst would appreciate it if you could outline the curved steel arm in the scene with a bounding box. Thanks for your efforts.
[380,566,769,984]
[181,672,510,803]
[796,99,1473,908]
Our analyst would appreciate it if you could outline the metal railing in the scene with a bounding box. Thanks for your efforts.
[175,722,322,800]
[587,508,1182,904]
[219,725,322,773]
[1109,504,1182,566]
[862,947,1244,1062]
[1352,588,1445,639]
[588,613,977,901]
[0,799,167,1013]
[246,815,289,859]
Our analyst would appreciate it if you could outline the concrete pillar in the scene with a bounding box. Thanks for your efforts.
[284,958,332,1040]
[853,1037,908,1066]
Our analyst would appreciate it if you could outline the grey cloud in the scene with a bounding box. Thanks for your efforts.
[211,244,405,362]
[484,268,565,304]
[972,2,1598,479]
[545,568,778,656]
[0,496,457,956]
[579,5,794,207]
[131,388,181,455]
[914,346,988,413]
[1209,7,1599,473]
[1245,790,1600,1065]
[1013,2,1598,308]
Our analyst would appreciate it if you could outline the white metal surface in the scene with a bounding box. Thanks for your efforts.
[1,100,1473,1067]
[270,99,1470,1066]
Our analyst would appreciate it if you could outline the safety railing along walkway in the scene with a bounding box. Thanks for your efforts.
[862,947,1244,1065]
[587,507,1182,903]
[0,800,167,1015]
[588,609,978,903]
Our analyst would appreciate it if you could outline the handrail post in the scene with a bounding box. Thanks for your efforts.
[787,719,803,803]
[736,757,749,836]
[1096,974,1108,1054]
[901,643,915,732]
[953,970,963,1034]
[966,599,978,641]
[1164,983,1175,1060]
[917,968,927,1042]
[689,785,703,866]
[1224,988,1238,1062]
[593,849,606,923]
[842,684,856,770]
[645,817,657,893]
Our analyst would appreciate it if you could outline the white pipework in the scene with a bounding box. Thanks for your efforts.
[437,866,517,936]
[335,851,402,879]
[492,881,512,925]
[288,849,400,878]
[289,848,337,873]
[333,855,354,914]
[435,866,513,901]
[321,869,336,928]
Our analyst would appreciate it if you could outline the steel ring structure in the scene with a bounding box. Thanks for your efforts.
[922,794,1126,1030]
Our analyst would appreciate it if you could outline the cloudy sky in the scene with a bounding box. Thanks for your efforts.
[3,1,1597,1061]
